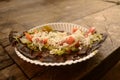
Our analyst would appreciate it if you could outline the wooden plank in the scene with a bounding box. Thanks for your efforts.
[49,0,115,21]
[5,45,47,78]
[73,5,120,47]
[0,64,28,80]
[101,61,120,80]
[0,0,115,28]
[0,22,27,39]
[81,47,120,80]
[0,45,13,70]
[0,0,44,11]
[0,38,10,47]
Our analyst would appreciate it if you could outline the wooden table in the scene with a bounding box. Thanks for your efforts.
[0,0,120,80]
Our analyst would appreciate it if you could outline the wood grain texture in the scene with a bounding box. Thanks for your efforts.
[73,5,120,47]
[0,21,27,40]
[5,45,47,78]
[0,0,115,28]
[0,46,13,70]
[0,38,10,47]
[101,61,120,80]
[0,64,28,80]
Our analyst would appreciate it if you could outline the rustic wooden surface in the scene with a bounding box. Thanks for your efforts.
[0,46,13,70]
[0,0,120,80]
[0,64,28,80]
[101,61,120,80]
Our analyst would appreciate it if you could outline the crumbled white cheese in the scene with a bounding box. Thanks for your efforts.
[31,28,91,53]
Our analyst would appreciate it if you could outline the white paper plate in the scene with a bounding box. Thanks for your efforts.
[15,23,98,66]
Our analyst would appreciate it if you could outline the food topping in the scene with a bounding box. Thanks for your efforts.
[12,26,103,56]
